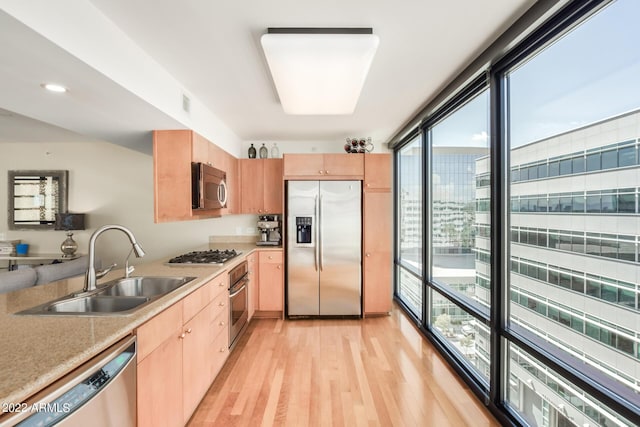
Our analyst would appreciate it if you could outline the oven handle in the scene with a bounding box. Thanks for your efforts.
[229,282,247,298]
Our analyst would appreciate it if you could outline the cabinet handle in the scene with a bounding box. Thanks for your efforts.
[325,170,329,174]
[366,183,370,187]
[219,282,224,287]
[366,253,371,257]
[319,170,324,174]
[268,255,273,260]
[258,209,262,213]
[179,333,186,339]
[186,328,192,334]
[277,265,281,269]
[219,321,225,326]
[219,301,225,306]
[219,347,226,353]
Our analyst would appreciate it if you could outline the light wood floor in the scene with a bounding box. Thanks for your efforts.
[188,305,500,427]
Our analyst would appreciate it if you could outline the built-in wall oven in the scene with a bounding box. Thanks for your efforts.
[228,261,248,349]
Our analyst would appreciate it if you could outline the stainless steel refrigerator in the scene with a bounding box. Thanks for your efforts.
[287,181,362,316]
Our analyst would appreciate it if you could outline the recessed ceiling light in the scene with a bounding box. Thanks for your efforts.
[41,83,68,93]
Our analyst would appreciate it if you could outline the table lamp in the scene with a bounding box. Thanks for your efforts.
[55,213,86,258]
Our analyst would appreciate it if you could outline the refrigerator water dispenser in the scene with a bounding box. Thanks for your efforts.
[296,217,313,244]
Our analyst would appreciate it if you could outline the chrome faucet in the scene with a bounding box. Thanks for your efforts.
[84,225,145,292]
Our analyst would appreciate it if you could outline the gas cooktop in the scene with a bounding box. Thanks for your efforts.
[167,249,241,265]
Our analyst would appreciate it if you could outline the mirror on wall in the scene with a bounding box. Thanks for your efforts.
[8,170,69,230]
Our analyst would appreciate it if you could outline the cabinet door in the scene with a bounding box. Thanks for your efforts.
[323,154,364,178]
[153,130,193,222]
[137,327,183,427]
[223,153,239,214]
[258,251,283,311]
[240,159,264,213]
[263,159,283,214]
[283,154,324,177]
[191,132,210,164]
[363,191,393,314]
[364,153,392,190]
[247,251,259,320]
[182,306,213,423]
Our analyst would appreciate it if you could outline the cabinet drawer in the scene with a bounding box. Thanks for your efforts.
[210,273,229,300]
[259,250,283,264]
[211,305,229,342]
[210,290,229,325]
[211,324,229,379]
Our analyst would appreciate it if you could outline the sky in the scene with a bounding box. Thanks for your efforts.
[424,0,640,149]
[509,0,640,147]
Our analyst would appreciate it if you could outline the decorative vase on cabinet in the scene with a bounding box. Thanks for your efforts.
[271,143,280,158]
[259,143,268,159]
[248,144,257,159]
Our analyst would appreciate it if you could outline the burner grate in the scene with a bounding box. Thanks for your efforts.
[168,249,240,265]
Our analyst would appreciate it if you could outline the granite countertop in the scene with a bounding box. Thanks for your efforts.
[0,243,282,408]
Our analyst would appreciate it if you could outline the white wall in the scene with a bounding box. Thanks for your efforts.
[0,141,256,267]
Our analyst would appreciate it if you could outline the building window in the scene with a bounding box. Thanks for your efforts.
[507,0,640,417]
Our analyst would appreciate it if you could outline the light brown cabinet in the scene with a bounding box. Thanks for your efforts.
[136,303,183,427]
[182,304,212,422]
[257,250,284,313]
[136,274,229,427]
[363,153,392,315]
[364,153,392,190]
[153,129,237,222]
[283,153,364,179]
[247,251,259,320]
[239,159,283,214]
[363,191,393,315]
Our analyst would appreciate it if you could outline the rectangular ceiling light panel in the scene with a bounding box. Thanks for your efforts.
[261,29,379,115]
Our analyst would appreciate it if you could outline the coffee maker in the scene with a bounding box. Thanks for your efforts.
[256,215,281,246]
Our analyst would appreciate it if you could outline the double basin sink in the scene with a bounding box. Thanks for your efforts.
[16,276,196,316]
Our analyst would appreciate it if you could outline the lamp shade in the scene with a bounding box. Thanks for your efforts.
[55,213,86,231]
[261,28,379,115]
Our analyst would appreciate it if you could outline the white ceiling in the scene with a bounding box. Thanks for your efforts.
[0,0,536,153]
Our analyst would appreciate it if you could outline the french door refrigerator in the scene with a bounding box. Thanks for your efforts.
[287,180,362,316]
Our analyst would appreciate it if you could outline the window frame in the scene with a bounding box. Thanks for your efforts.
[392,0,640,424]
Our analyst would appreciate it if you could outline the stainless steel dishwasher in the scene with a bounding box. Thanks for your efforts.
[1,336,136,427]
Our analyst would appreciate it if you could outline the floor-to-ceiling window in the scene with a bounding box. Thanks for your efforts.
[397,134,423,318]
[393,0,639,425]
[505,0,639,425]
[429,89,491,382]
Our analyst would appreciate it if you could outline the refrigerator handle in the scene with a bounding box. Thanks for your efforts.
[319,193,323,271]
[314,195,319,272]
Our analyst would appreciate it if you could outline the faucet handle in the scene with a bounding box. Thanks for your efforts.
[96,263,117,279]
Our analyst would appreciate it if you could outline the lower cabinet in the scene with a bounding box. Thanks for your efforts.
[363,191,393,315]
[257,250,283,313]
[136,274,229,427]
[246,251,259,320]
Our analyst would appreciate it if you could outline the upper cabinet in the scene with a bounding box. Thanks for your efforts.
[364,153,392,191]
[239,159,283,214]
[283,154,364,179]
[153,130,237,223]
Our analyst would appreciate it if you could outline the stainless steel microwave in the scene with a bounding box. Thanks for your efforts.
[192,162,227,210]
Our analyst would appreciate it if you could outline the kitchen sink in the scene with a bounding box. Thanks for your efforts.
[97,276,195,297]
[15,276,196,316]
[44,296,149,313]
